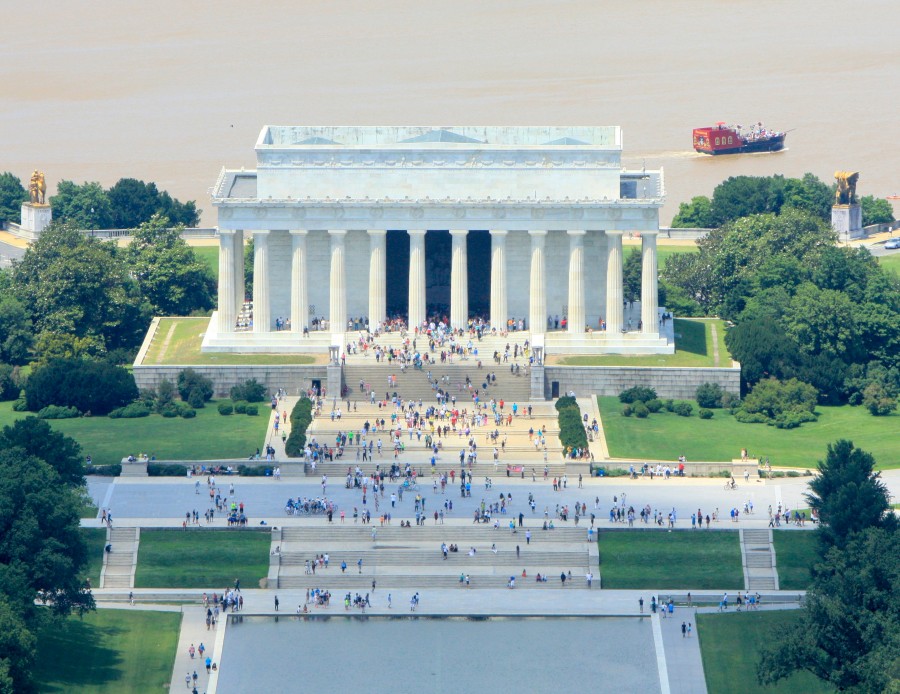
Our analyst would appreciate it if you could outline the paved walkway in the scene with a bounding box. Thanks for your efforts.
[168,605,216,694]
[659,607,707,694]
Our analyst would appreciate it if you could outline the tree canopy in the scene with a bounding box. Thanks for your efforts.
[123,215,215,315]
[0,172,28,226]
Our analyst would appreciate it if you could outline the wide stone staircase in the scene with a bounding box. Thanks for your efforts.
[741,528,778,591]
[306,399,568,474]
[100,527,140,589]
[271,524,595,590]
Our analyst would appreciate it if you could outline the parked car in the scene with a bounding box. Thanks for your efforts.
[885,237,900,249]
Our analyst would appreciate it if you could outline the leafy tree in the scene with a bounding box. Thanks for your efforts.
[670,195,715,228]
[0,365,18,401]
[805,439,895,548]
[784,283,862,362]
[49,180,114,229]
[230,379,266,403]
[622,248,642,303]
[758,526,900,692]
[0,417,84,486]
[709,175,787,226]
[13,223,151,353]
[695,382,723,408]
[0,295,32,365]
[0,172,28,226]
[859,195,895,226]
[737,377,818,427]
[0,596,35,694]
[811,245,876,303]
[244,236,254,293]
[781,172,833,221]
[124,215,215,315]
[862,382,897,416]
[107,178,200,229]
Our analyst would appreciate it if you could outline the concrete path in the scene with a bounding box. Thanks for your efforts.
[659,607,707,694]
[168,605,216,694]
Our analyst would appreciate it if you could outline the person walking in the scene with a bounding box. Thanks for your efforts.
[682,621,687,638]
[274,595,279,611]
[639,597,644,613]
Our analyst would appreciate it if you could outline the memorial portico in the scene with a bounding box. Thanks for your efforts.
[203,126,673,355]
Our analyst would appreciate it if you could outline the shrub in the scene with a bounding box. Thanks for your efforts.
[664,399,675,412]
[233,400,248,414]
[786,470,801,477]
[37,404,81,419]
[698,408,714,419]
[618,386,657,404]
[736,377,818,427]
[621,404,633,417]
[181,407,197,419]
[108,402,152,419]
[862,382,897,416]
[554,395,578,411]
[159,404,179,418]
[558,403,589,451]
[848,391,863,406]
[244,404,259,416]
[695,382,724,408]
[156,379,175,410]
[644,398,662,413]
[12,398,27,412]
[148,463,188,477]
[85,464,122,476]
[177,368,213,404]
[734,410,770,424]
[720,391,739,409]
[25,358,138,415]
[187,389,207,409]
[673,402,693,417]
[633,403,649,418]
[238,465,270,477]
[230,379,266,403]
[218,402,234,416]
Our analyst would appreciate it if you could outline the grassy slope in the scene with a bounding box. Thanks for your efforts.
[598,529,743,589]
[143,316,317,365]
[877,252,900,276]
[598,397,898,469]
[698,611,835,694]
[559,318,730,367]
[193,245,219,279]
[33,609,181,694]
[135,529,270,588]
[0,401,269,466]
[773,530,819,590]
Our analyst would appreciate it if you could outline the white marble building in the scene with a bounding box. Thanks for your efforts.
[202,126,672,355]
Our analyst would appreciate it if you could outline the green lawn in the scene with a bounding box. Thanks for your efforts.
[598,397,899,469]
[877,252,900,276]
[622,242,698,270]
[0,400,269,467]
[698,610,835,694]
[80,528,108,588]
[142,316,319,365]
[773,530,819,590]
[598,529,743,589]
[135,529,270,588]
[193,245,219,279]
[33,609,181,694]
[557,318,730,367]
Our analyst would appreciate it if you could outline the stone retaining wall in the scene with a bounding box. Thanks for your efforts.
[544,365,741,399]
[133,364,328,397]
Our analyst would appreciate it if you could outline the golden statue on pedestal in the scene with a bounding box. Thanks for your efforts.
[29,170,47,205]
[834,170,859,206]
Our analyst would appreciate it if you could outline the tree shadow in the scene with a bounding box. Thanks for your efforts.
[34,619,126,690]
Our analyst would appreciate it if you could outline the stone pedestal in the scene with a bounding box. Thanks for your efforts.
[8,203,53,241]
[832,204,863,241]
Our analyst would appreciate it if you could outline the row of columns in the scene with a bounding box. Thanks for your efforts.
[217,228,659,337]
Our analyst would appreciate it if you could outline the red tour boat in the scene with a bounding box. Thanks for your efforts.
[693,122,786,155]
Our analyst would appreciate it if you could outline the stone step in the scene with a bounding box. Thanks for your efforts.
[277,574,589,590]
[281,532,587,545]
[745,554,773,568]
[278,551,589,566]
[747,577,777,590]
[743,529,770,542]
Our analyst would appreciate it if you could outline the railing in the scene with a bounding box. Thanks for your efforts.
[80,227,218,240]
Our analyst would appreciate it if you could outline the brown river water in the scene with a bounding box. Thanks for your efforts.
[2,0,898,226]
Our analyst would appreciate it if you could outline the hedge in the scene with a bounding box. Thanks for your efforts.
[556,399,588,452]
[86,464,122,477]
[148,463,188,477]
[285,397,314,457]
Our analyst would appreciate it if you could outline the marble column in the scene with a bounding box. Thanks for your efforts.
[233,230,244,313]
[368,230,387,329]
[290,230,308,334]
[641,230,660,335]
[605,230,624,335]
[407,230,427,329]
[450,229,469,329]
[329,230,347,333]
[567,230,586,334]
[529,230,547,335]
[216,229,236,333]
[252,230,270,333]
[489,230,508,330]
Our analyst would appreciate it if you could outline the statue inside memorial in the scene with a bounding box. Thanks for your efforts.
[833,170,859,206]
[29,170,47,205]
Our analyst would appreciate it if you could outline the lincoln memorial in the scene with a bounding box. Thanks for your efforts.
[202,126,673,356]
